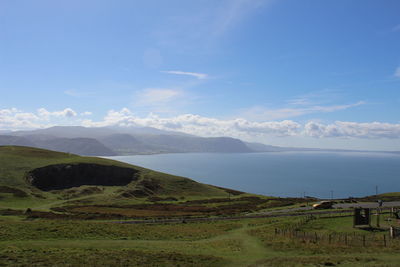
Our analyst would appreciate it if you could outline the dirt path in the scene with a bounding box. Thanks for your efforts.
[222,225,275,266]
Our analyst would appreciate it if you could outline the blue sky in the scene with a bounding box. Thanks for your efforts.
[1,0,400,150]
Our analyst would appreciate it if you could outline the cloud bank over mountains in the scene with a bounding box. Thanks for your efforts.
[1,107,400,141]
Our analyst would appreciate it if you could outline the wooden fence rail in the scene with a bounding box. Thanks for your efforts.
[274,228,397,247]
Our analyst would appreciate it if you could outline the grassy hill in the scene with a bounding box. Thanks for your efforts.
[0,146,305,219]
[0,146,234,210]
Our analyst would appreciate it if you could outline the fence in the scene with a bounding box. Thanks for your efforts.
[274,214,400,248]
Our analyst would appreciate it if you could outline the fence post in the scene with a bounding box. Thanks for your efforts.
[377,208,380,228]
[363,235,366,247]
[384,235,387,247]
[345,234,348,245]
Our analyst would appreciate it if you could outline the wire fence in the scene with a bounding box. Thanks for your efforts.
[274,215,400,248]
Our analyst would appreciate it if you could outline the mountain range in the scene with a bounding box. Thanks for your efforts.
[0,126,258,156]
[1,126,398,156]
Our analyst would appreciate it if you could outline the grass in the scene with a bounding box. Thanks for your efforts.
[1,145,400,265]
[0,246,226,267]
[0,146,310,220]
[0,219,241,241]
[356,192,400,202]
[0,145,309,224]
[0,146,234,211]
[1,215,400,266]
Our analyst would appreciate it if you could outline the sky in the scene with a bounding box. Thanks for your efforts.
[1,0,400,150]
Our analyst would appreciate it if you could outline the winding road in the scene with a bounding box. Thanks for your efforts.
[116,201,400,225]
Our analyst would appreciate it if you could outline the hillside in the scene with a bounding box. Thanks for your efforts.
[99,133,161,154]
[0,135,35,147]
[123,134,253,154]
[33,137,117,156]
[12,126,117,139]
[0,134,117,156]
[0,146,233,210]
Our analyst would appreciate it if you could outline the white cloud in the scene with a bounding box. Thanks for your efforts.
[37,108,77,119]
[394,67,400,78]
[162,70,208,80]
[2,107,400,141]
[82,109,301,138]
[81,111,93,116]
[80,108,400,140]
[0,108,79,130]
[0,108,41,129]
[81,108,134,128]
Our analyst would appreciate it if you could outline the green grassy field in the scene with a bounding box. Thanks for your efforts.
[1,214,400,266]
[1,145,400,266]
[0,146,306,220]
[0,146,235,210]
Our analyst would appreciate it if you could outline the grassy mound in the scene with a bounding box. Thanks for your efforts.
[0,146,230,210]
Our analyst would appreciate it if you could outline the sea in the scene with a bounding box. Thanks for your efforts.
[107,151,400,199]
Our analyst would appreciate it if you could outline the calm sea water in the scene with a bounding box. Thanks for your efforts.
[107,152,400,198]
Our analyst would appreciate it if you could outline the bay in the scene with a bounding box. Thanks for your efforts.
[107,151,400,199]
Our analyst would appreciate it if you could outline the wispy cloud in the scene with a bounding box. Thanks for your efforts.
[239,89,365,121]
[151,0,273,50]
[213,0,272,36]
[64,89,93,97]
[286,89,341,106]
[133,88,187,114]
[240,101,365,121]
[136,88,183,105]
[394,67,400,78]
[162,70,208,79]
[392,24,400,32]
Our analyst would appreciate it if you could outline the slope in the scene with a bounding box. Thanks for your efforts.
[33,137,117,156]
[0,146,232,210]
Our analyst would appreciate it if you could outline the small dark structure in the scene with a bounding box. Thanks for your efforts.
[27,163,139,191]
[353,208,371,228]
